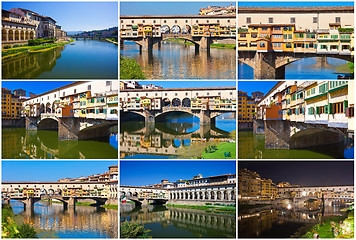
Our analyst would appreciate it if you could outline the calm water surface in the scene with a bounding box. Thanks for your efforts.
[238,131,353,159]
[239,204,346,238]
[121,42,236,79]
[9,200,118,238]
[2,128,118,159]
[120,113,236,159]
[121,205,236,238]
[238,57,350,79]
[2,39,118,79]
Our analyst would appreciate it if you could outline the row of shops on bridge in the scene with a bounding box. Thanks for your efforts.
[24,91,118,120]
[255,81,354,137]
[120,95,236,111]
[121,23,236,38]
[238,23,354,54]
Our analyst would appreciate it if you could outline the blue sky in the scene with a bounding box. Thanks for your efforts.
[120,1,235,15]
[138,81,236,88]
[2,161,117,181]
[2,81,75,97]
[120,161,236,186]
[238,1,354,7]
[2,2,118,31]
[238,81,278,96]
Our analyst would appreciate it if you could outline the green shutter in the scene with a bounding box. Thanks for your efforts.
[316,106,319,114]
[329,103,333,114]
[308,108,311,115]
[325,105,328,114]
[344,100,348,112]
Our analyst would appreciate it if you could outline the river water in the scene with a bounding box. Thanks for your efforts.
[239,204,346,238]
[120,113,236,159]
[8,200,118,238]
[238,57,350,79]
[121,204,236,238]
[2,39,118,79]
[2,128,118,159]
[121,42,236,79]
[238,131,353,159]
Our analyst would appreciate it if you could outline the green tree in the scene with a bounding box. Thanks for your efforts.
[18,224,37,238]
[120,55,146,79]
[120,221,151,238]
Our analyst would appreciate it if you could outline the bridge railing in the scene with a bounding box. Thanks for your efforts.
[40,113,59,119]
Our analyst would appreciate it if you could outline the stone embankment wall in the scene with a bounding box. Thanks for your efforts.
[2,118,25,127]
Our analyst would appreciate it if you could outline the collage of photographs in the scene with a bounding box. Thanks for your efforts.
[0,0,354,239]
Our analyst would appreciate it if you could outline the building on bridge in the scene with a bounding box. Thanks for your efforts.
[254,80,354,148]
[237,6,354,79]
[120,86,236,123]
[22,81,118,121]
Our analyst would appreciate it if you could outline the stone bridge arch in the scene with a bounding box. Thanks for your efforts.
[37,117,59,131]
[78,120,117,140]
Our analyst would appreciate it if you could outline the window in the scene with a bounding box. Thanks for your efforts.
[143,20,145,23]
[269,18,273,23]
[290,17,295,24]
[313,17,317,23]
[333,102,344,114]
[259,42,265,47]
[164,20,167,23]
[185,20,188,23]
[88,85,91,91]
[336,17,340,23]
[131,20,134,23]
[196,20,198,23]
[175,20,177,23]
[246,17,251,24]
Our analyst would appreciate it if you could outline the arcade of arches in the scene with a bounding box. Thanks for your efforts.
[2,28,35,44]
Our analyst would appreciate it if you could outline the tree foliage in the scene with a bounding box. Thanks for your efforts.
[120,55,146,79]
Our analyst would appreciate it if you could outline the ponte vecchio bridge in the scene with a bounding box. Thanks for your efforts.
[2,181,112,209]
[120,87,237,124]
[120,15,236,51]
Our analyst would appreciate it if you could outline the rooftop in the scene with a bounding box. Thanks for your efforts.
[238,6,354,13]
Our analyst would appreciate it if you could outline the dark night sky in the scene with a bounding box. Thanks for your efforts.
[238,161,354,187]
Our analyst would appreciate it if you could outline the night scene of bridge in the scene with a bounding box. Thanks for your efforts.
[238,161,354,238]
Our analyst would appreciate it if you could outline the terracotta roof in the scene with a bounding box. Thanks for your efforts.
[238,6,354,13]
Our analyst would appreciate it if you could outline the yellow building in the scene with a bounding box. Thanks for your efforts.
[2,88,22,119]
[238,91,256,123]
[282,25,294,51]
[79,91,90,118]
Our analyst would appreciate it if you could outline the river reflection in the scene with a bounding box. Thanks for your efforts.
[120,118,235,159]
[121,205,236,238]
[238,204,346,238]
[2,128,118,159]
[238,131,350,159]
[121,42,236,79]
[2,39,118,79]
[9,200,118,238]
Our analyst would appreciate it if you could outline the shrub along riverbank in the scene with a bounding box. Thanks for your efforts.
[166,203,236,214]
[2,204,37,238]
[2,38,74,59]
[120,221,151,238]
[120,55,146,79]
[292,207,354,238]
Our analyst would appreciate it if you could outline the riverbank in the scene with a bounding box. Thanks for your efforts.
[293,209,354,238]
[2,204,37,238]
[2,39,74,59]
[120,55,146,79]
[166,203,236,214]
[106,38,118,45]
[177,130,236,159]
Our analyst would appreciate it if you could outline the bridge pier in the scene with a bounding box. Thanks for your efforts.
[253,119,265,134]
[58,117,80,141]
[199,37,212,51]
[25,117,39,130]
[265,120,346,149]
[68,197,77,207]
[198,110,213,124]
[141,37,154,51]
[253,52,285,79]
